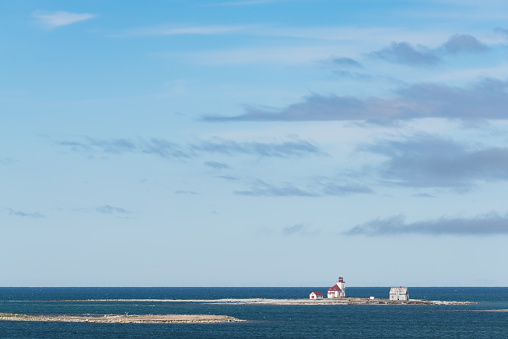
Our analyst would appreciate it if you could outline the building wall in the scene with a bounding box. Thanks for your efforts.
[328,290,345,298]
[338,282,346,293]
[389,288,409,300]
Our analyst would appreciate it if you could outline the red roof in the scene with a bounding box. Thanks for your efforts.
[311,291,323,296]
[328,285,343,292]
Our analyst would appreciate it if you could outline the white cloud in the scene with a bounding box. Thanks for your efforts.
[344,212,508,236]
[427,64,508,84]
[32,10,96,28]
[118,25,252,37]
[120,23,446,45]
[167,44,355,65]
[214,0,288,6]
[206,78,508,122]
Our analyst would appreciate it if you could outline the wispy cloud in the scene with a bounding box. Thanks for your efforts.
[282,223,319,236]
[58,137,190,159]
[331,57,363,68]
[204,94,393,122]
[120,25,250,37]
[179,44,345,65]
[344,213,508,236]
[283,223,305,235]
[371,42,440,67]
[7,208,44,218]
[214,0,288,6]
[59,138,136,154]
[495,27,508,39]
[193,138,322,157]
[96,205,130,215]
[365,135,508,188]
[413,193,435,198]
[0,157,16,165]
[141,138,190,159]
[204,161,230,169]
[235,180,374,197]
[58,136,321,159]
[320,182,374,196]
[366,33,488,66]
[175,190,199,195]
[327,57,369,79]
[442,34,488,54]
[205,78,508,122]
[235,180,316,197]
[32,10,96,28]
[217,175,240,181]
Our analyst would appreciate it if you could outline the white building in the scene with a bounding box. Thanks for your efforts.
[389,287,409,301]
[327,276,346,298]
[309,291,323,300]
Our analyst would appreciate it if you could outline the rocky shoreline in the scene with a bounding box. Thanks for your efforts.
[67,297,473,305]
[0,298,473,324]
[0,313,243,324]
[200,298,472,305]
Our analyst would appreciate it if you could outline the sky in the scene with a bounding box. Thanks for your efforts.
[1,0,508,287]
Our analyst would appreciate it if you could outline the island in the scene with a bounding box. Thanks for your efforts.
[69,297,472,305]
[0,313,244,324]
[0,296,471,324]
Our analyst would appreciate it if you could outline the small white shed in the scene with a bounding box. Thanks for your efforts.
[309,291,323,300]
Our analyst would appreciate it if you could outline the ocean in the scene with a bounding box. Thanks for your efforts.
[0,287,507,338]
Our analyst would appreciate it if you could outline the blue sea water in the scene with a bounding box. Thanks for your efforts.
[0,287,507,338]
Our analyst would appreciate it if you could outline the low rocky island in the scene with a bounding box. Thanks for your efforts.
[0,313,243,324]
[77,297,472,305]
[200,298,471,305]
[0,297,472,324]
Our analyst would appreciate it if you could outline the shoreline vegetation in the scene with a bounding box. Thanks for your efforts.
[0,313,243,324]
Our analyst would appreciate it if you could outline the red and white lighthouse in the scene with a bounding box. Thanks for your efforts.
[327,276,346,298]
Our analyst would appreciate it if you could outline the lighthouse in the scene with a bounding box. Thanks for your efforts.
[327,276,346,298]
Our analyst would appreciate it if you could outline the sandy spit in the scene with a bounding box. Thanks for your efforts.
[0,313,244,324]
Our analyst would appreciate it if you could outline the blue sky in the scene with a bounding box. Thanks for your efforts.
[2,0,508,287]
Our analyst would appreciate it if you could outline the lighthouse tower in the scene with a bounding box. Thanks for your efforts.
[337,276,346,294]
[327,276,346,298]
